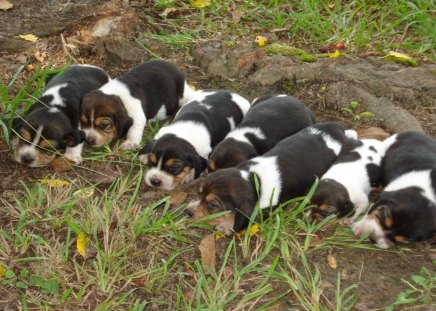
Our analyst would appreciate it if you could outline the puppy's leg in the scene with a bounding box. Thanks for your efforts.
[120,115,146,151]
[64,142,84,164]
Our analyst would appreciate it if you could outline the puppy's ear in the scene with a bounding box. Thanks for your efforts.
[63,129,86,147]
[12,118,23,133]
[113,97,133,139]
[193,155,208,178]
[139,139,156,155]
[233,210,250,233]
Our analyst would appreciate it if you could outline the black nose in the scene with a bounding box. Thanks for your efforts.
[86,138,96,146]
[150,178,161,187]
[21,154,34,165]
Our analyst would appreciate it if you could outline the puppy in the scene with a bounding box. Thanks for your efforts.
[12,64,110,167]
[186,122,347,234]
[208,94,316,171]
[309,137,386,221]
[352,131,436,248]
[139,90,250,191]
[81,60,194,150]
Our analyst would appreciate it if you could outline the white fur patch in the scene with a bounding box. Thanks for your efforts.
[227,117,235,130]
[155,121,212,158]
[48,107,60,113]
[144,158,175,191]
[345,129,358,139]
[149,105,168,122]
[226,127,266,144]
[64,142,83,164]
[179,82,197,106]
[383,133,398,151]
[100,79,146,149]
[231,93,250,116]
[240,170,249,181]
[43,83,68,107]
[352,217,390,249]
[15,125,43,167]
[308,127,342,155]
[384,170,436,204]
[248,156,282,209]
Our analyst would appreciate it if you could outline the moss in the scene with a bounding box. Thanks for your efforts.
[265,43,306,57]
[298,54,317,62]
[383,55,418,67]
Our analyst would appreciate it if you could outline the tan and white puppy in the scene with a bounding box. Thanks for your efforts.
[81,60,194,150]
[139,90,250,191]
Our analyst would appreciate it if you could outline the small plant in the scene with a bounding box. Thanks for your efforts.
[341,101,375,121]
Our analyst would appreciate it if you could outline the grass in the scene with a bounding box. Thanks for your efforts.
[1,1,435,310]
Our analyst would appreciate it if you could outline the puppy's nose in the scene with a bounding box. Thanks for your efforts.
[86,138,96,146]
[150,178,161,187]
[21,154,34,165]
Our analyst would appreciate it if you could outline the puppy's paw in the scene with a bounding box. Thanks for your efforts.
[138,154,149,164]
[64,154,82,165]
[120,141,140,151]
[215,221,234,236]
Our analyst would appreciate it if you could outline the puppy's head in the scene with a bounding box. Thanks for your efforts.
[309,179,353,220]
[81,90,133,147]
[352,189,436,248]
[12,108,85,167]
[208,139,257,172]
[140,134,208,191]
[186,168,257,233]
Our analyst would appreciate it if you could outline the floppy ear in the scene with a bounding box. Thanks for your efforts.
[233,210,250,233]
[63,129,86,147]
[11,118,23,133]
[138,139,156,155]
[116,114,133,139]
[193,155,208,178]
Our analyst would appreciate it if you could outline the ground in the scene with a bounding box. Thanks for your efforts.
[0,1,435,310]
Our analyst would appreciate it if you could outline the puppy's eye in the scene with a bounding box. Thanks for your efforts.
[167,165,183,175]
[98,123,111,130]
[207,201,219,210]
[41,149,54,155]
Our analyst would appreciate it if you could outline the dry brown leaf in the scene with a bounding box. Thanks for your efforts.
[198,233,216,274]
[169,190,188,205]
[357,127,390,141]
[0,0,13,11]
[327,254,337,269]
[309,234,323,246]
[49,156,75,172]
[33,50,46,63]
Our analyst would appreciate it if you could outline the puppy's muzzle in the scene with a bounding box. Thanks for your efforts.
[150,178,161,187]
[86,138,96,146]
[21,154,35,166]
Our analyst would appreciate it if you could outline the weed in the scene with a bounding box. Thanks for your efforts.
[341,101,375,121]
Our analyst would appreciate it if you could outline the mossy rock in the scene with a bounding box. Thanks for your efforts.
[383,55,418,67]
[265,43,306,57]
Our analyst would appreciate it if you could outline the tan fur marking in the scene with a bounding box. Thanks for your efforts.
[384,215,393,228]
[21,130,31,142]
[81,114,88,124]
[149,153,157,165]
[318,203,329,211]
[172,166,192,188]
[394,235,407,242]
[208,160,216,172]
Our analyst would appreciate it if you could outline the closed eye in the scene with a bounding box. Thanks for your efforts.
[167,165,183,175]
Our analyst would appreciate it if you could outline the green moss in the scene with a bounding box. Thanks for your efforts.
[298,54,317,62]
[383,55,418,67]
[265,43,306,57]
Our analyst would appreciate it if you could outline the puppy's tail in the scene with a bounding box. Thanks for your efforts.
[179,82,197,106]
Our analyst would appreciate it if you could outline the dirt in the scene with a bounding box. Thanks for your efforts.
[0,0,435,310]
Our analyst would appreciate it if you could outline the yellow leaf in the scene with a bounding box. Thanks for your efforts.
[215,231,226,240]
[388,51,412,60]
[77,232,89,258]
[248,223,260,236]
[192,0,211,8]
[330,49,340,58]
[38,178,71,187]
[0,263,6,280]
[72,188,95,200]
[255,36,268,47]
[18,34,39,42]
[327,254,337,269]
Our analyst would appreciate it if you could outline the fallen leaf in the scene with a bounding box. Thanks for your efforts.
[328,2,336,9]
[236,223,260,237]
[319,44,336,53]
[255,36,268,47]
[388,51,412,60]
[309,234,323,246]
[49,156,75,172]
[327,254,337,269]
[85,245,97,259]
[33,50,46,63]
[77,231,89,258]
[131,277,146,288]
[192,0,211,8]
[0,263,6,280]
[215,231,226,240]
[383,51,418,66]
[38,178,71,187]
[18,34,38,42]
[0,0,13,11]
[330,49,340,58]
[357,127,390,141]
[73,188,95,200]
[169,190,188,205]
[198,234,216,274]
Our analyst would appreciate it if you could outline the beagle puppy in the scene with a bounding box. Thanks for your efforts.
[187,122,347,234]
[309,137,386,221]
[80,60,194,150]
[352,131,436,248]
[12,64,110,167]
[208,94,316,171]
[139,89,250,191]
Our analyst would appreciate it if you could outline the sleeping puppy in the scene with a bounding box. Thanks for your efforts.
[138,90,250,191]
[352,131,436,248]
[208,94,316,171]
[81,60,194,150]
[186,122,347,234]
[12,64,110,167]
[309,137,386,221]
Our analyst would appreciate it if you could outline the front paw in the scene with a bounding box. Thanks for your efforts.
[64,154,82,164]
[120,141,140,151]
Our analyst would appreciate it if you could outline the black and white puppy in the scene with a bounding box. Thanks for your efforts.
[12,64,110,167]
[352,131,436,248]
[81,60,194,150]
[186,122,347,234]
[208,94,316,171]
[138,90,250,191]
[310,137,386,221]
